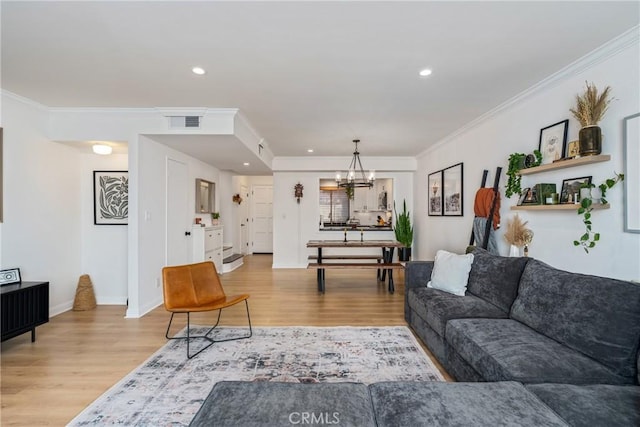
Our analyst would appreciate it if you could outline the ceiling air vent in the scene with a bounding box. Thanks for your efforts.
[169,116,201,129]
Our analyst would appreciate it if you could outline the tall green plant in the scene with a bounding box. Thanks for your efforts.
[394,200,413,247]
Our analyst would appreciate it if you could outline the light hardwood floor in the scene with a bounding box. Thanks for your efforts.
[1,255,450,426]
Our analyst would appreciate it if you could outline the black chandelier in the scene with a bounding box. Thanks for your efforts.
[335,139,375,188]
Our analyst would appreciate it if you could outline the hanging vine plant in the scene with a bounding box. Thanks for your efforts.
[574,172,624,253]
[506,150,542,198]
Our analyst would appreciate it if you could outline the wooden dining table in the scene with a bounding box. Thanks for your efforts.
[306,239,405,294]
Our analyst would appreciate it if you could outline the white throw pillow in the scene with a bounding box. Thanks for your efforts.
[427,250,474,296]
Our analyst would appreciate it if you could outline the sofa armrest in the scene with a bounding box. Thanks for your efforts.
[405,261,434,290]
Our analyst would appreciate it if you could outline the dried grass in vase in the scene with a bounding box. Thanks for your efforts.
[504,214,533,247]
[569,81,613,127]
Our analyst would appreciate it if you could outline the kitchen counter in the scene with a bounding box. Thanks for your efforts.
[320,225,392,231]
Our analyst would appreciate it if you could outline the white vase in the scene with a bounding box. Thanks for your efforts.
[580,188,591,202]
[509,245,521,257]
[590,187,602,204]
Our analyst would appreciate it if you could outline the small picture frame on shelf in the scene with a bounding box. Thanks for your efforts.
[539,119,569,165]
[521,186,539,205]
[565,140,580,159]
[560,176,591,204]
[0,268,21,286]
[517,188,530,206]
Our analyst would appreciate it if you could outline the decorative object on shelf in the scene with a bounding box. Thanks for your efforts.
[211,212,220,225]
[394,200,413,261]
[443,163,464,216]
[560,176,591,204]
[503,214,533,257]
[574,172,624,253]
[566,140,580,159]
[517,188,530,206]
[294,183,304,204]
[0,268,21,286]
[524,150,543,168]
[538,120,569,165]
[622,112,639,233]
[232,194,243,205]
[93,170,128,225]
[535,183,556,205]
[428,170,443,216]
[570,81,613,157]
[335,139,375,189]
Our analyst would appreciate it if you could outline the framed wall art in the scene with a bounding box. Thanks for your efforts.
[623,112,640,233]
[443,163,464,216]
[539,119,568,164]
[560,176,591,204]
[94,171,129,225]
[428,171,443,216]
[0,268,21,286]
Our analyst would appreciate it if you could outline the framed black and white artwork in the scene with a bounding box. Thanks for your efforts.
[0,268,21,286]
[428,171,443,216]
[443,163,464,216]
[538,119,569,164]
[93,171,129,225]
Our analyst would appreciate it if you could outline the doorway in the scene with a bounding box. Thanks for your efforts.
[166,158,190,265]
[251,185,273,253]
[239,184,249,254]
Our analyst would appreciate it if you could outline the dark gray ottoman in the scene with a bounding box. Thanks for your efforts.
[189,381,375,427]
[369,381,568,427]
[527,383,640,427]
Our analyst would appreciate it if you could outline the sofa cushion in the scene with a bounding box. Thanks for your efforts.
[467,247,529,312]
[446,318,633,384]
[527,383,640,427]
[408,287,507,337]
[510,259,640,380]
[189,381,375,427]
[369,381,568,427]
[427,250,474,296]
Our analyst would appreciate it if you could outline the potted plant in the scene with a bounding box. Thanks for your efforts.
[394,200,413,261]
[506,151,542,198]
[506,153,526,198]
[569,81,613,156]
[211,212,220,225]
[574,173,624,253]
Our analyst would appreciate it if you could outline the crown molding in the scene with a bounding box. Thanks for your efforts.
[418,25,640,159]
[1,90,49,112]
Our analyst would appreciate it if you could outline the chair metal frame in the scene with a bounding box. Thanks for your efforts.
[165,299,252,359]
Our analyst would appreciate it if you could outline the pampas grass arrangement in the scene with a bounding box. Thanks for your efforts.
[570,81,613,127]
[504,214,533,247]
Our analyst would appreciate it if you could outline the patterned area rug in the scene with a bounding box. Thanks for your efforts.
[70,326,444,426]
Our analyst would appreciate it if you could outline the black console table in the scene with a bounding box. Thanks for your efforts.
[1,281,49,342]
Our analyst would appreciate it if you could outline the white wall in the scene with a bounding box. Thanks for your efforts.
[1,93,83,315]
[272,170,413,268]
[414,33,640,281]
[80,153,129,305]
[129,135,222,317]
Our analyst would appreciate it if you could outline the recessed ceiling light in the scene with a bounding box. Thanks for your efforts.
[419,68,432,77]
[192,67,206,75]
[307,149,314,153]
[243,162,250,166]
[92,144,112,155]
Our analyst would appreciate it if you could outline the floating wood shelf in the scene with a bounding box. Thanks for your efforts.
[511,203,610,211]
[518,154,611,175]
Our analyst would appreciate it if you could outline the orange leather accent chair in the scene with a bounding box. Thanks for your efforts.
[162,261,252,359]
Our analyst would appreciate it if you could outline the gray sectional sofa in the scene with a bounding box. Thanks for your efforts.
[405,247,640,425]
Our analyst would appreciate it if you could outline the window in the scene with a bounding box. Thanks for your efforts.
[319,189,349,224]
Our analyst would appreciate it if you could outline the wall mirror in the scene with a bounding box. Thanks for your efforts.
[195,178,215,213]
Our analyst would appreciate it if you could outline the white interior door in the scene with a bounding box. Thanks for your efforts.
[252,185,273,253]
[240,184,249,254]
[166,158,190,266]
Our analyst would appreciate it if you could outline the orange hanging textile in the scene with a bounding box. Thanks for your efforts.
[474,188,501,230]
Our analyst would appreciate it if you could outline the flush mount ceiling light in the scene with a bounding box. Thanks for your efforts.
[419,68,432,77]
[243,162,250,166]
[92,144,112,155]
[192,67,206,75]
[307,149,314,153]
[335,139,375,189]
